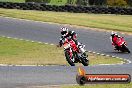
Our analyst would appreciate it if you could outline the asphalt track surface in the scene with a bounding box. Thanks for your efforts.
[0,17,132,88]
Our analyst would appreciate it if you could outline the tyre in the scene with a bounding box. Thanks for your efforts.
[122,45,130,53]
[76,75,86,85]
[81,58,88,66]
[81,53,89,66]
[65,50,75,66]
[125,47,131,53]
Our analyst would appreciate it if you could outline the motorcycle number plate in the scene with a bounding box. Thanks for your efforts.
[63,44,70,49]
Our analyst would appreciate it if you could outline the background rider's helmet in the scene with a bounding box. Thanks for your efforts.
[111,31,117,37]
[60,27,68,36]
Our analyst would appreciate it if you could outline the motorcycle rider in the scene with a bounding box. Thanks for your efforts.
[57,27,88,62]
[110,31,121,50]
[58,27,78,47]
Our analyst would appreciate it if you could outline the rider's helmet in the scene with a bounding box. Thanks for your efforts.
[111,31,118,37]
[60,27,68,36]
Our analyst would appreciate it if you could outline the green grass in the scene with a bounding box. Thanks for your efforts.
[0,0,25,3]
[62,83,132,88]
[0,37,65,65]
[0,8,132,33]
[0,0,72,5]
[0,37,124,65]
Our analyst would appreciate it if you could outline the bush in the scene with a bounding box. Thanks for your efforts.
[76,0,90,6]
[49,0,67,5]
[26,0,43,3]
[25,0,50,3]
[107,0,127,6]
[126,0,132,6]
[67,0,77,5]
[89,0,107,6]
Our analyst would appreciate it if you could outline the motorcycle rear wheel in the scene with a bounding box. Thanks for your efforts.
[81,53,89,66]
[81,58,88,66]
[121,45,131,53]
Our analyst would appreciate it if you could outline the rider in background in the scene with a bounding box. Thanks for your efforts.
[58,27,78,47]
[110,31,121,50]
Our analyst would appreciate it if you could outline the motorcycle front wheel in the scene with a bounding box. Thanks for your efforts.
[65,50,75,66]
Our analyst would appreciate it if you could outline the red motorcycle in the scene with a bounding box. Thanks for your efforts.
[111,37,130,53]
[63,38,89,66]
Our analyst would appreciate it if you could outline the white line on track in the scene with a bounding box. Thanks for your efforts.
[38,42,42,44]
[25,39,29,41]
[31,41,35,42]
[19,39,24,41]
[50,44,54,45]
[96,53,100,55]
[45,43,49,44]
[101,54,105,56]
[106,55,110,57]
[112,56,116,58]
[14,38,18,40]
[88,51,92,53]
[7,37,11,39]
[92,52,96,54]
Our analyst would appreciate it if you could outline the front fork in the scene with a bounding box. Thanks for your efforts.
[78,44,86,55]
[67,48,75,62]
[78,45,88,62]
[69,48,73,59]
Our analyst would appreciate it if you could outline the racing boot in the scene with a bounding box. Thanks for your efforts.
[114,46,119,51]
[71,57,75,63]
